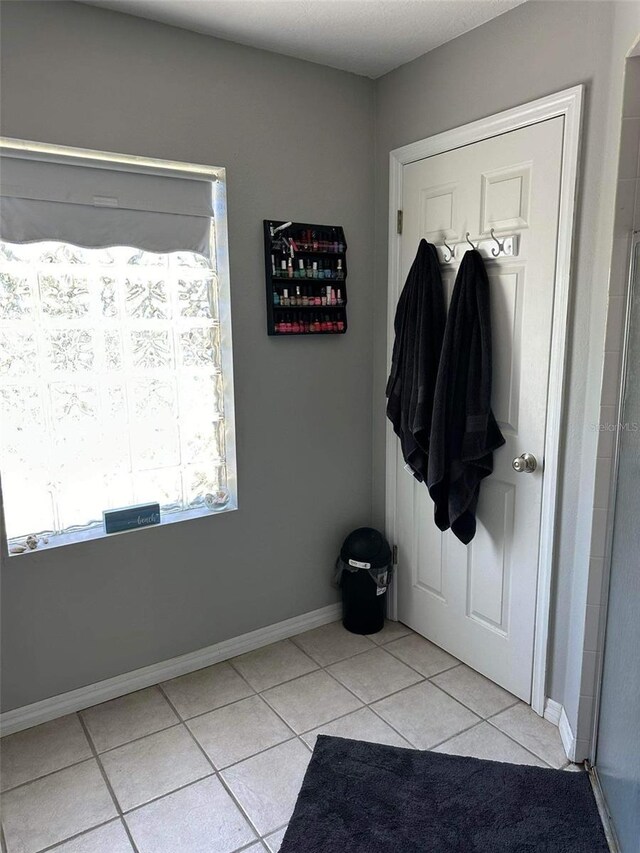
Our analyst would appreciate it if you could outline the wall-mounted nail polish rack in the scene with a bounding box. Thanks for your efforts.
[264,220,348,336]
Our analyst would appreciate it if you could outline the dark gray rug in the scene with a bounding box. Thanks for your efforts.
[279,736,609,852]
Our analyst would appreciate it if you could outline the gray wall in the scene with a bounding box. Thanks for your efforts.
[3,0,639,732]
[0,1,375,711]
[373,1,639,734]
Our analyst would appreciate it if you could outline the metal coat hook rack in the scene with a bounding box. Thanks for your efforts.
[434,229,519,264]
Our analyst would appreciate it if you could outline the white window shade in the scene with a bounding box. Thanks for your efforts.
[0,155,215,257]
[0,141,236,552]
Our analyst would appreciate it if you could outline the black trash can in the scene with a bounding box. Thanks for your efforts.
[335,527,392,635]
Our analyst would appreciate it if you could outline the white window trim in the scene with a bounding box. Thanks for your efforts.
[0,137,238,557]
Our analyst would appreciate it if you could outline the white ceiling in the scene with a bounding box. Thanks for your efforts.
[82,0,527,78]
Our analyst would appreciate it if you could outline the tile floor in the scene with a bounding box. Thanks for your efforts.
[0,620,579,853]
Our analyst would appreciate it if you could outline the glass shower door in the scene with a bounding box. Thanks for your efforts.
[595,236,640,852]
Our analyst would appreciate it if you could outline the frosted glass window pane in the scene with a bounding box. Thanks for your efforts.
[0,239,228,542]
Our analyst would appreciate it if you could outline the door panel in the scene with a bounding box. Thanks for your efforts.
[395,117,564,700]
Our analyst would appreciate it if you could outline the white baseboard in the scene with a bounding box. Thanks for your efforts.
[543,698,563,726]
[559,706,579,761]
[0,602,342,737]
[544,698,578,761]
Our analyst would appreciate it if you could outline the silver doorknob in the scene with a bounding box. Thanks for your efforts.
[512,452,537,473]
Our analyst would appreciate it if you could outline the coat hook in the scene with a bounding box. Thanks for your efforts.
[465,232,477,250]
[442,237,455,263]
[490,228,504,257]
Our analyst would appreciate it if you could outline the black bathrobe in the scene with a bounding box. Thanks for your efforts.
[386,239,445,482]
[427,249,505,544]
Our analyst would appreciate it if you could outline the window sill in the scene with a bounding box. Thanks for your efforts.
[6,501,238,558]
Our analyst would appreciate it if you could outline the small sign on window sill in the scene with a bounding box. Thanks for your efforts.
[103,503,161,535]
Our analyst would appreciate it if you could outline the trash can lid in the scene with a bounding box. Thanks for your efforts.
[340,527,392,570]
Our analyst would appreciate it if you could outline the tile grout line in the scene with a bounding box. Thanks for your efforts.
[36,818,128,853]
[483,715,557,768]
[226,649,320,694]
[288,631,378,666]
[160,667,322,842]
[229,631,492,752]
[156,682,267,844]
[387,654,462,681]
[313,658,425,748]
[121,774,219,817]
[0,718,185,796]
[85,719,183,758]
[167,677,312,773]
[0,754,102,796]
[422,676,521,721]
[75,713,142,853]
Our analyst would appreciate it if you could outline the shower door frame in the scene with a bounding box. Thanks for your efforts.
[589,230,640,760]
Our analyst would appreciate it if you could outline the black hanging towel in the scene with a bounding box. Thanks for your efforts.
[386,239,446,483]
[427,249,505,544]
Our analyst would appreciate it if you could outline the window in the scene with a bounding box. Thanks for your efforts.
[0,140,237,553]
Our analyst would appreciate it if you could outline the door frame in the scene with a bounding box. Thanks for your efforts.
[385,86,584,716]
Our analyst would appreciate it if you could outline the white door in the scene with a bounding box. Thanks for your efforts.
[394,117,564,702]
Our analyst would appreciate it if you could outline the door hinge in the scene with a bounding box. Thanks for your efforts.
[392,544,398,565]
[396,210,403,234]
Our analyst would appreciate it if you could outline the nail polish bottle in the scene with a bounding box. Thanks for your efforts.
[338,235,345,253]
[271,254,276,276]
[302,287,309,307]
[273,289,280,306]
[336,259,344,280]
[280,259,287,279]
[337,289,343,305]
[312,261,318,279]
[312,231,319,251]
[325,262,333,280]
[331,288,336,306]
[321,288,327,306]
[337,317,345,332]
[287,257,293,279]
[295,286,302,307]
[286,313,293,334]
[306,259,313,279]
[282,288,289,307]
[298,259,305,279]
[332,229,339,253]
[292,315,300,334]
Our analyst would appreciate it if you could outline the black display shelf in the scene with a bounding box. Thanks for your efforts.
[264,220,348,336]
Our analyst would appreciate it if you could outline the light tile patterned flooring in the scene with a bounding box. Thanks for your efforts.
[0,620,579,853]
